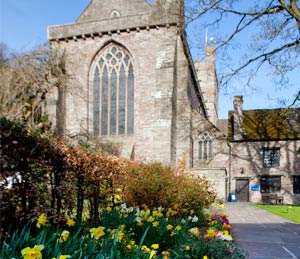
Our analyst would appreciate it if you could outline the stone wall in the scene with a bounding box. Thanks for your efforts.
[230,140,300,204]
[194,46,219,127]
[47,26,183,164]
[192,169,227,201]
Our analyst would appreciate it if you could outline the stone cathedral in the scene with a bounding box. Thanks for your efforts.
[47,0,300,204]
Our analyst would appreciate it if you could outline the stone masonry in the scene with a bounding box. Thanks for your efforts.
[46,0,300,204]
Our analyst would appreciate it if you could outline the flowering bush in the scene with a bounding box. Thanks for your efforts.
[1,204,246,259]
[122,163,216,220]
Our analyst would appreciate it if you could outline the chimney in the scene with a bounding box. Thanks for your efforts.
[233,96,243,140]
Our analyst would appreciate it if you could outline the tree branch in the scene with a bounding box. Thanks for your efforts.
[220,38,300,85]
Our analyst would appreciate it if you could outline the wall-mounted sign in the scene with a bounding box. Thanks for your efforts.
[228,193,237,202]
[251,185,260,191]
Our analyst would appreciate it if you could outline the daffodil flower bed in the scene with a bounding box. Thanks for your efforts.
[1,204,246,259]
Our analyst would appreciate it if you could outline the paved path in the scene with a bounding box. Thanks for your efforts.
[226,203,300,259]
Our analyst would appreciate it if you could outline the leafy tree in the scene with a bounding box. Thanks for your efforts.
[185,0,300,106]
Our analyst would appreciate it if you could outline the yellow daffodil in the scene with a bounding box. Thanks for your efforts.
[90,226,105,239]
[147,216,154,222]
[21,245,44,259]
[185,245,191,251]
[204,228,216,239]
[117,231,124,241]
[137,222,143,227]
[142,245,151,253]
[59,230,70,242]
[66,218,75,227]
[120,224,126,230]
[152,211,163,218]
[166,224,173,230]
[152,221,159,227]
[36,214,47,228]
[127,244,132,250]
[52,255,71,259]
[175,225,182,231]
[149,250,157,259]
[203,256,208,259]
[189,227,200,238]
[151,244,159,250]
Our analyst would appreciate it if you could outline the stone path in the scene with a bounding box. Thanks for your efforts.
[226,203,300,259]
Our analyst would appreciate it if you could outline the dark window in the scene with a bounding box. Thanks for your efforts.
[198,141,203,159]
[93,44,134,136]
[260,176,281,193]
[263,148,280,168]
[294,176,300,194]
[203,140,208,159]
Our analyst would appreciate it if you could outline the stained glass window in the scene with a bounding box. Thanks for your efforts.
[93,44,134,136]
[93,67,100,136]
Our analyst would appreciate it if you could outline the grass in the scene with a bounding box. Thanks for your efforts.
[255,204,300,224]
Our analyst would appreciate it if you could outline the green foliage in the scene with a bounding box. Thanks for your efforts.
[0,206,246,259]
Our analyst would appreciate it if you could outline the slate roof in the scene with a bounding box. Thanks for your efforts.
[228,108,300,141]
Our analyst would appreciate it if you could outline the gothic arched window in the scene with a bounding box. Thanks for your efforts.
[93,44,134,136]
[199,134,213,160]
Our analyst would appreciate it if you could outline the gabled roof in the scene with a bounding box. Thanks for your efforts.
[77,0,152,23]
[48,0,182,41]
[228,108,300,141]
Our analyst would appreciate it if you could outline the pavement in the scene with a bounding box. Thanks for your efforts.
[226,203,300,259]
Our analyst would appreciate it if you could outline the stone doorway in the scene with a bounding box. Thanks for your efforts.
[235,179,249,202]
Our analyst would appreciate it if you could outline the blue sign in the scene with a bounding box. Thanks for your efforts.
[227,193,237,202]
[251,185,260,191]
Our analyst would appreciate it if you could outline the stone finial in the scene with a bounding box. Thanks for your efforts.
[233,96,243,140]
[205,45,215,64]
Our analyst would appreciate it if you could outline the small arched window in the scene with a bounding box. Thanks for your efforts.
[199,134,213,160]
[93,44,134,136]
[110,10,120,18]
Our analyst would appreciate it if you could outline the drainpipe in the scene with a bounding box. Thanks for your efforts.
[227,142,232,199]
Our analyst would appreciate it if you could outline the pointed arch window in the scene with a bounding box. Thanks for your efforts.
[199,134,213,160]
[93,44,134,136]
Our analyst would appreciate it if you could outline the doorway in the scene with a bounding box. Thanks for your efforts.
[235,179,249,202]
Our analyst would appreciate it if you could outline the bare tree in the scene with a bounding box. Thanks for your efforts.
[0,44,68,132]
[185,0,300,106]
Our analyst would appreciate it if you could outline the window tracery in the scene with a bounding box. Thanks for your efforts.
[93,44,134,136]
[198,133,213,160]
